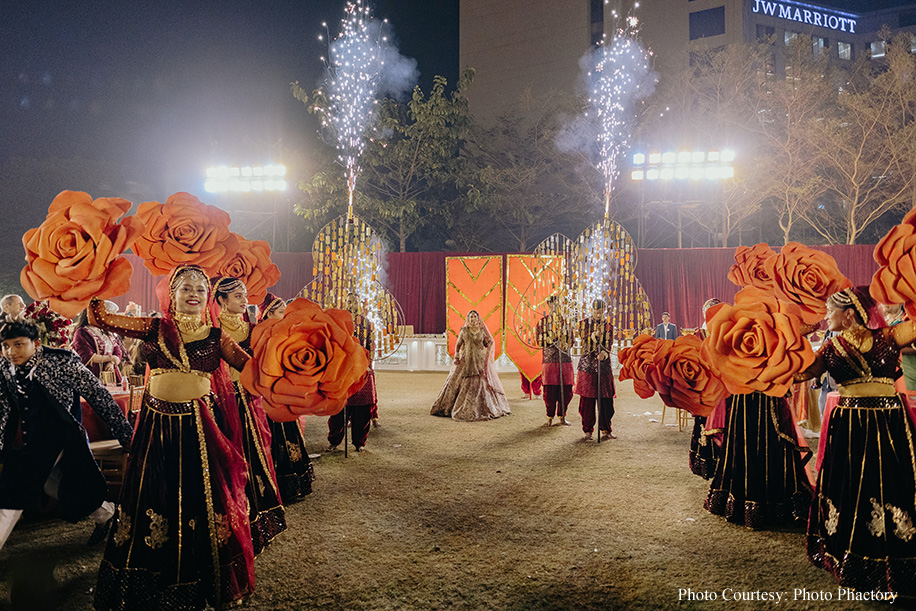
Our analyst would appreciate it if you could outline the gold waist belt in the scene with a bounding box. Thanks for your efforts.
[145,394,213,415]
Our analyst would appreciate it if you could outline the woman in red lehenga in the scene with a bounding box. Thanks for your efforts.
[797,287,916,597]
[258,294,315,502]
[211,277,286,554]
[91,265,254,611]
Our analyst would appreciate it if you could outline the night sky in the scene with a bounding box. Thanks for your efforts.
[0,0,459,194]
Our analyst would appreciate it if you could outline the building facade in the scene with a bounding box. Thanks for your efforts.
[460,0,916,122]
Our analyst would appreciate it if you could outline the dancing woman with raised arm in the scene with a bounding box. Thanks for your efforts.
[431,310,510,421]
[796,287,916,597]
[91,265,255,611]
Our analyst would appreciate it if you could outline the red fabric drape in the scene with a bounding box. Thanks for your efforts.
[112,246,878,334]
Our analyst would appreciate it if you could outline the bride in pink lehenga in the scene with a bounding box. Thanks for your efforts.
[431,310,511,421]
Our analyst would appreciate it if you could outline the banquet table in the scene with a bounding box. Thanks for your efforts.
[81,385,131,441]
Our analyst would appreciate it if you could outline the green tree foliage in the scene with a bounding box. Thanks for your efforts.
[461,91,598,252]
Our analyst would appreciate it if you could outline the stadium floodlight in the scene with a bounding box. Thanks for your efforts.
[629,149,736,181]
[205,164,288,193]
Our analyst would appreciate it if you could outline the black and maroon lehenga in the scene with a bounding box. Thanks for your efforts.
[704,391,813,529]
[688,416,719,479]
[217,316,287,555]
[89,303,255,611]
[807,329,916,596]
[269,418,315,503]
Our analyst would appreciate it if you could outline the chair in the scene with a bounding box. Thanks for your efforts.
[100,370,117,386]
[89,439,128,501]
[660,403,691,432]
[127,379,145,426]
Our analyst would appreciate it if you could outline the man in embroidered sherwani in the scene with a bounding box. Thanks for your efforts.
[536,295,575,427]
[0,322,133,549]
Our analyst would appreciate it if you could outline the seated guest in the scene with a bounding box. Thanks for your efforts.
[72,303,127,383]
[0,321,133,548]
[0,295,27,324]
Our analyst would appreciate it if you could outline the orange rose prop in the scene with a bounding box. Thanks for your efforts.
[20,190,144,318]
[618,334,659,399]
[213,235,281,304]
[133,192,240,276]
[763,242,851,325]
[702,287,815,397]
[727,243,776,290]
[647,335,728,417]
[872,207,916,318]
[240,298,370,420]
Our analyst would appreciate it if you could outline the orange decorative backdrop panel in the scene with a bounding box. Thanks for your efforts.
[505,254,564,381]
[445,256,503,358]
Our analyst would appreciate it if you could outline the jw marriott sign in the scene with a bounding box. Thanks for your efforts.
[752,0,857,33]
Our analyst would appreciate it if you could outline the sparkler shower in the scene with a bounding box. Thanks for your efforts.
[558,15,655,219]
[319,0,417,219]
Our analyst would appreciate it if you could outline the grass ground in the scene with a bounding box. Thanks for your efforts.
[0,371,902,610]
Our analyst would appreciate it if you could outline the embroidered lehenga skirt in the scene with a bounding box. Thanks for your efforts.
[807,395,916,596]
[704,392,813,529]
[269,420,315,503]
[94,394,254,611]
[688,416,719,480]
[233,382,287,555]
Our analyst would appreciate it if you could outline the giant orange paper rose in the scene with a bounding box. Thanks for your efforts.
[20,190,144,318]
[133,192,240,276]
[727,243,777,290]
[618,334,659,399]
[647,335,728,417]
[763,241,851,325]
[871,207,916,319]
[212,235,281,304]
[240,298,370,420]
[702,287,815,397]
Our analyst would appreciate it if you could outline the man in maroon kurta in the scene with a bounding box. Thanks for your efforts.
[328,294,376,452]
[576,300,616,440]
[535,296,574,426]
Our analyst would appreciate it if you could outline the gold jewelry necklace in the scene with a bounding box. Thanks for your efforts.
[173,311,206,334]
[840,325,869,352]
[219,311,244,333]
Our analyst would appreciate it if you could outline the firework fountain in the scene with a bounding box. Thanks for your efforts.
[310,1,413,455]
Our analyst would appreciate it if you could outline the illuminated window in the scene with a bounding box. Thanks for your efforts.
[785,31,798,46]
[911,34,916,53]
[837,41,852,60]
[689,7,725,41]
[871,40,886,58]
[812,37,826,55]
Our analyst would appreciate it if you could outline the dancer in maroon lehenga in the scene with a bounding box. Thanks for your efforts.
[258,294,315,502]
[211,278,286,555]
[91,266,254,611]
[797,287,916,596]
